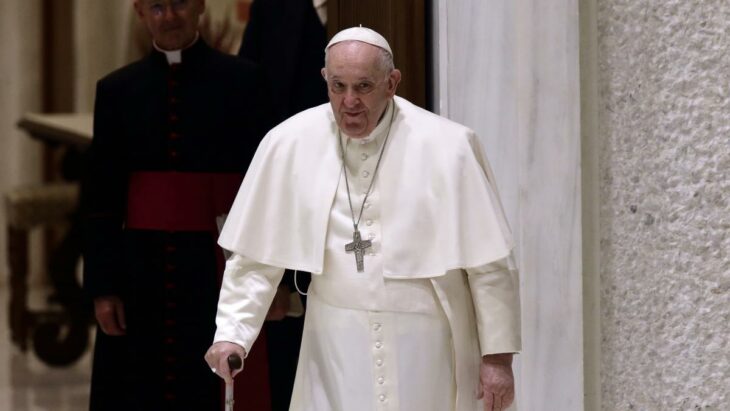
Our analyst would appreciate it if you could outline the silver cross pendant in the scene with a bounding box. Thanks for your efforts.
[345,230,372,272]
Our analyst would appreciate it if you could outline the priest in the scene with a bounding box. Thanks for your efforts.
[83,0,278,409]
[206,27,522,411]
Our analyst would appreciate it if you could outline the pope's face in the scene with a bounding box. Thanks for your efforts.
[322,42,401,138]
[134,0,205,50]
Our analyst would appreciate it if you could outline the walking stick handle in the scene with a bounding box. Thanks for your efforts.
[227,354,243,372]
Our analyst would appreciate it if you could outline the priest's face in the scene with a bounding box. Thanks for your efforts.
[134,0,205,50]
[322,41,401,138]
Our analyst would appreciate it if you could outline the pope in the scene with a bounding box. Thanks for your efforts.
[206,27,522,411]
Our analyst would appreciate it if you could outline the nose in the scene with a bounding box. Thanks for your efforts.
[343,89,359,108]
[163,7,178,20]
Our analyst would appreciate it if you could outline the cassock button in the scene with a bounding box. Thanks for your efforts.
[373,323,381,331]
[165,373,176,381]
[169,96,180,105]
[375,359,383,366]
[164,393,176,401]
[168,132,181,140]
[366,220,373,226]
[166,302,177,309]
[364,202,371,209]
[164,264,176,273]
[165,282,176,290]
[379,394,386,402]
[377,377,385,385]
[368,233,375,240]
[375,341,383,349]
[169,114,179,123]
[168,79,178,88]
[362,170,370,178]
[165,244,176,253]
[165,319,176,327]
[165,337,175,344]
[165,356,176,363]
[361,153,369,161]
[168,149,179,159]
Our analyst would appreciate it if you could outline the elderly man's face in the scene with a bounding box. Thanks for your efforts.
[322,41,401,138]
[134,0,205,50]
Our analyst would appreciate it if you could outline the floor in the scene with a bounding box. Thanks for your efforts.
[0,286,92,411]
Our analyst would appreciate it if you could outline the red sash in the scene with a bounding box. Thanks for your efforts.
[126,171,271,411]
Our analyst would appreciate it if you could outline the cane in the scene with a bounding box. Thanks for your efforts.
[226,354,243,411]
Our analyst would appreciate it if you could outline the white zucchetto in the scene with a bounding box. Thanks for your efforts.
[326,26,392,56]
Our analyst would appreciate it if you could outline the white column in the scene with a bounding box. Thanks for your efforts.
[433,0,584,408]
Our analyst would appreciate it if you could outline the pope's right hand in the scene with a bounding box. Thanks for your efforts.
[205,342,246,384]
[94,295,126,336]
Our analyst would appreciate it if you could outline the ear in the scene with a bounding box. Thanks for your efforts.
[386,69,401,97]
[133,1,144,20]
[320,68,327,81]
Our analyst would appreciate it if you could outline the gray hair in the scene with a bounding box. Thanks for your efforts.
[324,41,394,77]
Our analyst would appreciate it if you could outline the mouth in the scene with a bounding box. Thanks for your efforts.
[162,26,184,33]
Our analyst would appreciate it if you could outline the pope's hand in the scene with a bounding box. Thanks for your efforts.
[94,296,126,336]
[477,353,515,411]
[205,342,246,384]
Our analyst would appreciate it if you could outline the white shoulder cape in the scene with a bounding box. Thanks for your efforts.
[219,96,514,278]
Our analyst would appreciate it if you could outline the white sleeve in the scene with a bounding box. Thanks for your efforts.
[466,258,522,356]
[213,253,285,355]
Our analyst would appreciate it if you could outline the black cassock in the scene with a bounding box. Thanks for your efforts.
[83,39,273,411]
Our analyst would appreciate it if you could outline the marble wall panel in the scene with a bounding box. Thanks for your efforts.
[433,1,584,409]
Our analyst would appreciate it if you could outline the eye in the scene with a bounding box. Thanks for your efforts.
[331,81,345,93]
[357,82,374,93]
[149,3,164,15]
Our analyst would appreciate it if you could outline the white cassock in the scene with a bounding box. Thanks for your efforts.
[214,97,521,411]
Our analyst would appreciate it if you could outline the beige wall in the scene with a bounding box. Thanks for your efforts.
[0,0,44,285]
[73,0,137,112]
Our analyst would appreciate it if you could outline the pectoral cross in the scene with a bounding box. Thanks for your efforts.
[345,229,372,272]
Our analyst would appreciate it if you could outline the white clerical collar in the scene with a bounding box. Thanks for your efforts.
[153,32,200,65]
[342,99,394,145]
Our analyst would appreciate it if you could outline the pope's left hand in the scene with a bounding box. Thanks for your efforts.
[477,353,515,411]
